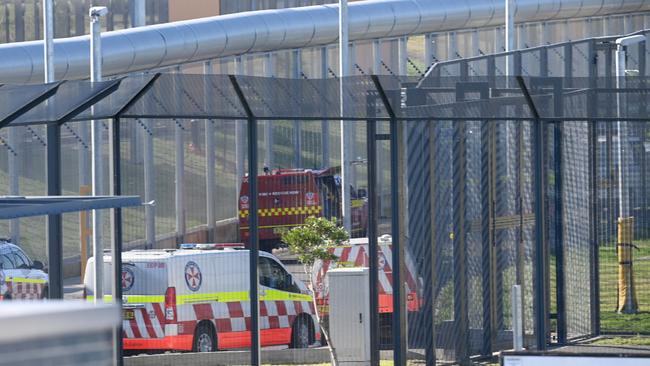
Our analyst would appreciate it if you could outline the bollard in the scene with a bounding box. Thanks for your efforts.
[512,284,523,351]
[617,217,638,314]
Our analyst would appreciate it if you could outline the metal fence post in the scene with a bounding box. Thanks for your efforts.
[372,76,406,366]
[109,117,124,366]
[366,77,380,365]
[229,75,261,366]
[8,127,20,243]
[143,116,155,248]
[204,62,216,241]
[320,47,329,167]
[43,0,62,299]
[516,76,548,351]
[265,53,275,167]
[90,6,108,302]
[292,49,302,167]
[46,123,63,299]
[174,68,186,242]
[531,77,565,344]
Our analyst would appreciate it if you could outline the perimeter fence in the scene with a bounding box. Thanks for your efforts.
[0,73,648,365]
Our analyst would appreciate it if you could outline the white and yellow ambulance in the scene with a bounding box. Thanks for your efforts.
[84,243,319,353]
[0,240,48,300]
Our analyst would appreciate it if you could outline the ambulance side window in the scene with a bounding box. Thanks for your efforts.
[259,257,297,293]
[0,253,15,270]
[12,249,30,269]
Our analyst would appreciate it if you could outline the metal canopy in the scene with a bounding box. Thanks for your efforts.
[7,79,121,126]
[0,74,648,125]
[0,82,61,128]
[0,196,141,220]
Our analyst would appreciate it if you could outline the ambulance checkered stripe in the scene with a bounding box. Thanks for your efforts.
[6,282,44,300]
[313,244,419,302]
[123,300,318,340]
[239,206,322,218]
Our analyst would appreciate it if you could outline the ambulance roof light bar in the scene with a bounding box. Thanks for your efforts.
[179,243,246,250]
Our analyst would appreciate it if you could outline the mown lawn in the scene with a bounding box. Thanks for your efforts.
[600,239,650,333]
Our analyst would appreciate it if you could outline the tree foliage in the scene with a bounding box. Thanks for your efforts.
[281,216,349,266]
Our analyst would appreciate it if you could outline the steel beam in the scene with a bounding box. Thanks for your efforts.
[109,117,124,366]
[366,79,379,365]
[292,49,302,168]
[229,75,261,366]
[204,62,216,240]
[516,76,548,351]
[320,47,329,167]
[174,68,186,242]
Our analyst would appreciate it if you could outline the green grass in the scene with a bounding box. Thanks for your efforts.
[590,336,650,346]
[600,239,650,333]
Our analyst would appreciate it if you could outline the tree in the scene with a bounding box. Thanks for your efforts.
[281,216,349,366]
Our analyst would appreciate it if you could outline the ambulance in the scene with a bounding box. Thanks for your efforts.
[312,235,421,343]
[239,168,368,251]
[84,243,319,353]
[0,240,48,300]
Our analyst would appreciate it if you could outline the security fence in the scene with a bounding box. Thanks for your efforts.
[0,73,649,365]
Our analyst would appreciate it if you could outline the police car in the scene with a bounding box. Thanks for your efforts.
[84,243,319,353]
[0,240,48,300]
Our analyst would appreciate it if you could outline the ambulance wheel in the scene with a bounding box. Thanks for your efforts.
[193,321,216,353]
[291,315,312,349]
[41,286,48,299]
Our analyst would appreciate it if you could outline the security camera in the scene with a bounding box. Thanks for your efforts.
[89,6,108,18]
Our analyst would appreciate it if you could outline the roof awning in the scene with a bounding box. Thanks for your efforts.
[0,196,141,219]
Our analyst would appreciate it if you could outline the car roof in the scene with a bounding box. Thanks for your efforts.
[0,241,22,254]
[120,248,274,260]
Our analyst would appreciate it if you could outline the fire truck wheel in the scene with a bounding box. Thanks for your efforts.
[193,321,217,353]
[290,315,311,349]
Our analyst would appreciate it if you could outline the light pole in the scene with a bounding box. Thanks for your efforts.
[90,5,108,303]
[505,0,515,77]
[339,0,351,233]
[614,34,645,314]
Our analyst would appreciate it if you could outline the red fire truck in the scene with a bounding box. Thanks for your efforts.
[239,168,368,251]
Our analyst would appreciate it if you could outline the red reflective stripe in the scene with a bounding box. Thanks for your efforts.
[227,302,244,318]
[193,303,214,320]
[355,246,366,266]
[152,303,165,327]
[262,328,292,346]
[129,318,142,339]
[218,331,250,349]
[260,301,268,316]
[140,307,157,338]
[178,320,197,336]
[215,318,232,333]
[379,294,393,313]
[123,335,193,351]
[276,301,287,316]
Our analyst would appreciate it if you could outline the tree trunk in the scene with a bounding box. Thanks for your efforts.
[306,265,338,366]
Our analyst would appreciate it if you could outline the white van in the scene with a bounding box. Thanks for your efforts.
[84,244,319,353]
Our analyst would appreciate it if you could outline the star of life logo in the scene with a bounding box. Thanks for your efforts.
[122,267,135,291]
[184,261,202,292]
